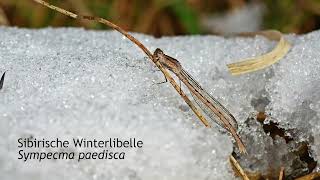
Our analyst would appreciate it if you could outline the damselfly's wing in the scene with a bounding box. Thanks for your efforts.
[190,92,226,129]
[181,69,238,130]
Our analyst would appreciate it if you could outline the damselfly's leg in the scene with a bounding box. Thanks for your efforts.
[153,75,167,85]
[150,56,163,72]
[153,56,168,84]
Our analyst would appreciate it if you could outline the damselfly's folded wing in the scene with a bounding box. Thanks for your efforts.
[181,69,239,131]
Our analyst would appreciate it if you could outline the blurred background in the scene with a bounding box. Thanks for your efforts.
[0,0,320,37]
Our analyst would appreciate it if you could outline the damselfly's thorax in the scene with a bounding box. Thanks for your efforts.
[153,48,182,74]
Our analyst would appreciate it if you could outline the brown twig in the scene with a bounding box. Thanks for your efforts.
[31,0,213,129]
[279,167,285,180]
[229,155,250,180]
[0,71,6,90]
[67,0,96,28]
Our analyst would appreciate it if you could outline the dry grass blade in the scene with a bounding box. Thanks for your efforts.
[295,172,320,180]
[0,71,6,90]
[227,30,291,75]
[31,0,212,128]
[67,0,96,28]
[279,167,285,180]
[229,155,250,180]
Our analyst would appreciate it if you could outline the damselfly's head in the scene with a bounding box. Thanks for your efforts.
[153,48,168,67]
[153,48,164,60]
[153,48,182,74]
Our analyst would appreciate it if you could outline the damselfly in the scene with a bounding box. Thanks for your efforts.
[154,48,246,153]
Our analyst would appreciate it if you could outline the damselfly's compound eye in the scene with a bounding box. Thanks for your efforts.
[154,48,164,57]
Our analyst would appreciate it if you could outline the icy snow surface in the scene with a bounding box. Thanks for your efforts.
[0,27,319,179]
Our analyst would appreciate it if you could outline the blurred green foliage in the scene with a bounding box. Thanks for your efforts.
[170,0,201,34]
[0,0,319,36]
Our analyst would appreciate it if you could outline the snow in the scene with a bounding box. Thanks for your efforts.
[0,27,319,179]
